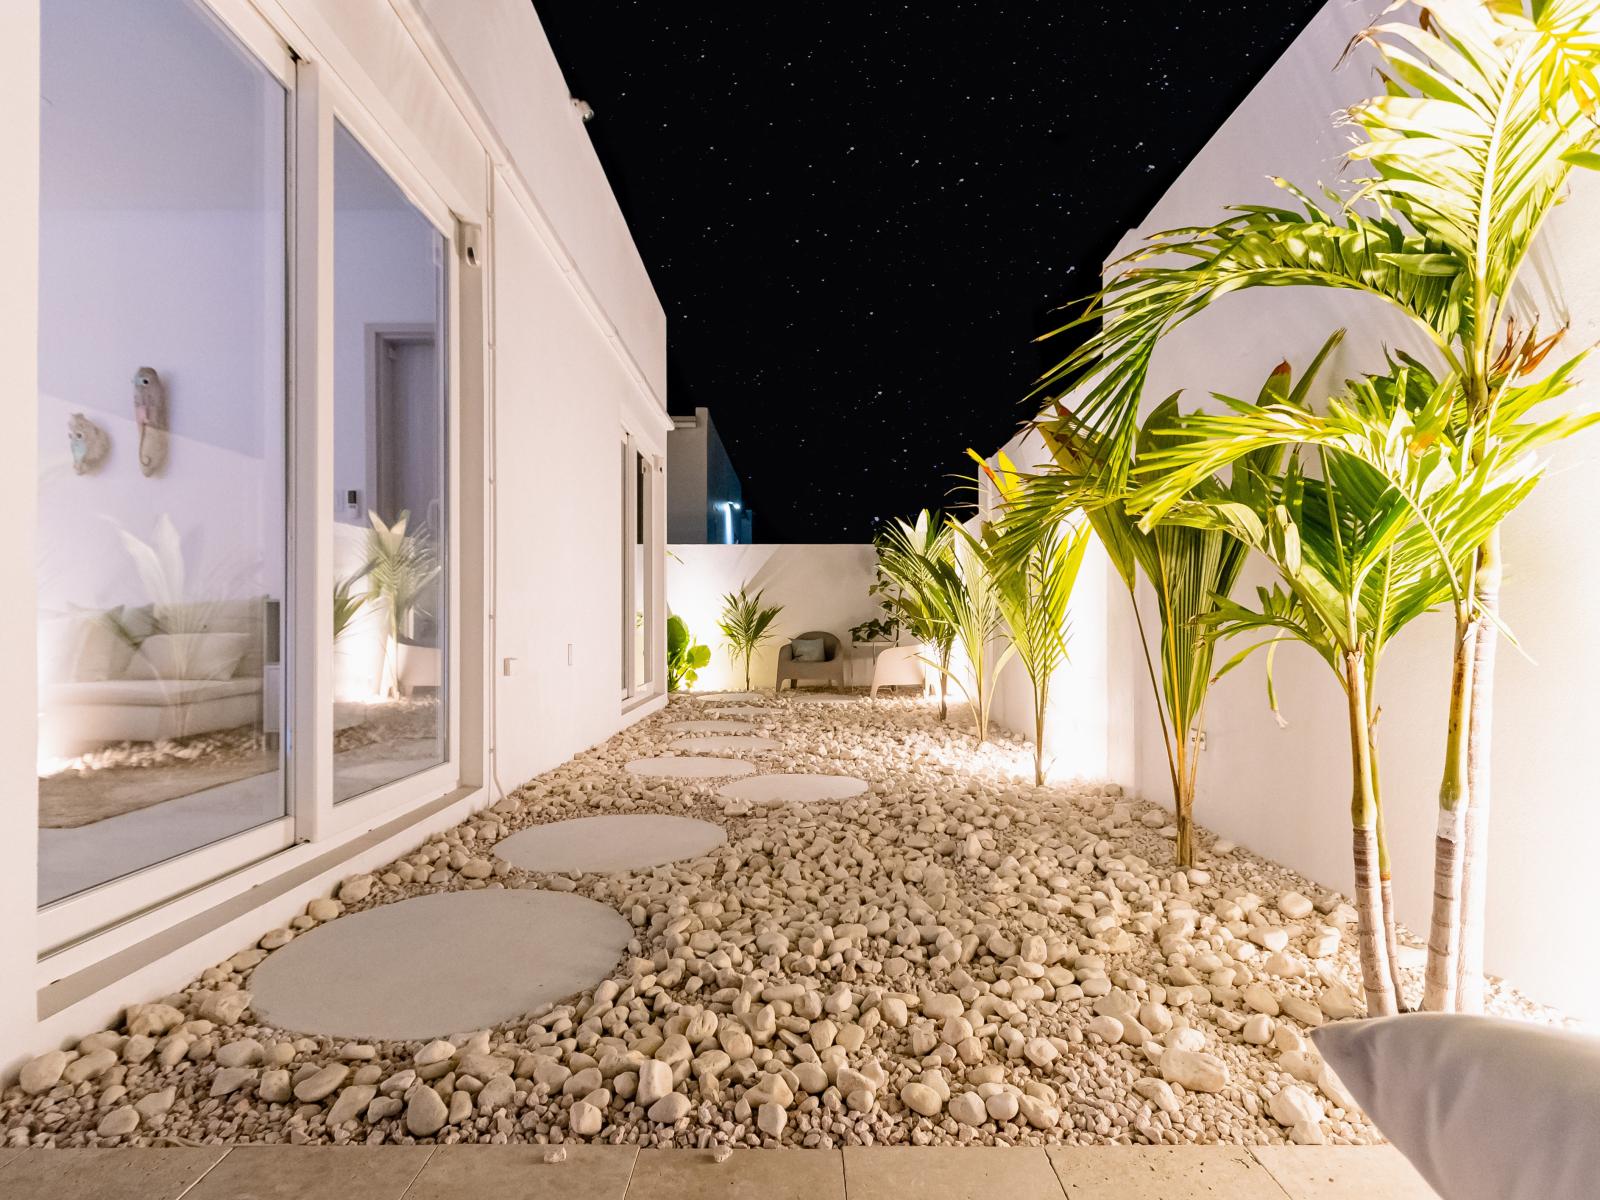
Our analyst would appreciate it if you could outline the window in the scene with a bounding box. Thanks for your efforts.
[621,435,658,700]
[35,0,291,906]
[330,123,449,803]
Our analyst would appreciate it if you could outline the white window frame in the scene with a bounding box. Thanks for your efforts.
[294,68,464,843]
[37,0,469,953]
[620,429,663,706]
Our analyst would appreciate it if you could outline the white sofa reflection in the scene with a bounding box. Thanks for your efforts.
[38,597,273,759]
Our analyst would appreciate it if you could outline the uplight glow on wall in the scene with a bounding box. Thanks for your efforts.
[718,500,742,544]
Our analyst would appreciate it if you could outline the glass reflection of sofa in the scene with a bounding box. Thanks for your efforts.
[38,597,273,760]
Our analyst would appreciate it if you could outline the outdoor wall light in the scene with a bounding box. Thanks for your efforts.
[718,501,742,544]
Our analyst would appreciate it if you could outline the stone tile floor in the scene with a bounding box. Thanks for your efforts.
[0,1144,1439,1199]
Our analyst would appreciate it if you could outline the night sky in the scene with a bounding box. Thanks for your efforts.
[536,2,1325,542]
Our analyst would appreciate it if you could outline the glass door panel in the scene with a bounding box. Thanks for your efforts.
[36,0,290,905]
[331,123,449,803]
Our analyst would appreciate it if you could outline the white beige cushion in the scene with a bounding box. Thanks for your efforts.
[125,632,249,682]
[1312,1013,1600,1200]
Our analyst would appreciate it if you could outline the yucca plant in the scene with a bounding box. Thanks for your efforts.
[1029,0,1600,1010]
[874,511,958,718]
[718,588,783,691]
[975,451,1093,785]
[366,510,441,699]
[1133,343,1575,1014]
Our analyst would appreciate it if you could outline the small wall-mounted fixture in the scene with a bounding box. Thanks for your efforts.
[571,97,595,123]
[457,221,484,268]
[717,501,742,545]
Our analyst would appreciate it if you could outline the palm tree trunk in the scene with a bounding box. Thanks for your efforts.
[1032,681,1047,787]
[938,645,951,721]
[1376,804,1407,1011]
[1370,726,1407,1009]
[1457,531,1501,1012]
[1424,610,1475,1012]
[1174,738,1196,869]
[1344,650,1397,1017]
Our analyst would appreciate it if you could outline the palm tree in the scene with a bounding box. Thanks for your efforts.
[718,588,783,691]
[1132,346,1576,1014]
[924,517,1014,743]
[874,512,958,719]
[1029,0,1600,1010]
[1003,398,1253,867]
[978,451,1093,785]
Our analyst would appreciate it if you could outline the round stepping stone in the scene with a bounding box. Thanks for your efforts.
[694,691,765,703]
[717,773,869,804]
[665,720,759,734]
[666,735,780,753]
[248,890,630,1041]
[625,756,757,780]
[708,706,771,718]
[788,693,857,703]
[494,815,727,874]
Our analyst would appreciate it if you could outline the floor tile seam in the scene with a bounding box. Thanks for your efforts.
[1246,1146,1305,1200]
[1035,1146,1082,1200]
[617,1143,646,1200]
[394,1145,438,1199]
[169,1145,233,1200]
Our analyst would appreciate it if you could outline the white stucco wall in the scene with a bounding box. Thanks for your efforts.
[1028,0,1600,1020]
[667,545,878,693]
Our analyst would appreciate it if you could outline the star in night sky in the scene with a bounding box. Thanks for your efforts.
[535,1,1325,542]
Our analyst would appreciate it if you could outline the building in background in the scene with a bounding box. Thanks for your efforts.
[668,407,751,543]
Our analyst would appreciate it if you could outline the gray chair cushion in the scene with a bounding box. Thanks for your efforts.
[1312,1013,1600,1200]
[791,637,826,663]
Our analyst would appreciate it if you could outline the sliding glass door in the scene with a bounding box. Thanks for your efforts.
[34,0,462,942]
[36,0,291,907]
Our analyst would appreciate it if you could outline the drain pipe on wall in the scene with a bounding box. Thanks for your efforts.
[483,165,509,806]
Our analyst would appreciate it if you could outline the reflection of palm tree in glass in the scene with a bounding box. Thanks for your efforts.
[364,510,440,699]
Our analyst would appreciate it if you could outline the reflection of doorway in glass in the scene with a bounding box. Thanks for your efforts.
[365,323,442,647]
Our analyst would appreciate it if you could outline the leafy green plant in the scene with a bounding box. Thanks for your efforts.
[667,614,711,692]
[874,512,958,719]
[365,510,441,699]
[850,616,900,644]
[1025,0,1600,1011]
[977,451,1092,785]
[718,588,783,691]
[332,573,369,644]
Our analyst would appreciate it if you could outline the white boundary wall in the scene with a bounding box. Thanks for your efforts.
[667,545,878,693]
[990,0,1600,1020]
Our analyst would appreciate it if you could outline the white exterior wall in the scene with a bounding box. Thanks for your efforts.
[1,0,667,1070]
[667,545,878,693]
[1028,0,1600,1019]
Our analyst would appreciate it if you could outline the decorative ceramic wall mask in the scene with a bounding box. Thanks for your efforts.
[67,413,110,475]
[132,366,168,477]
